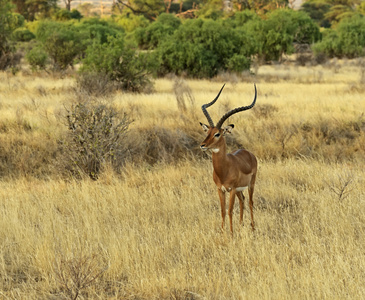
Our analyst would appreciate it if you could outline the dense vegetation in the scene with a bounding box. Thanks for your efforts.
[1,0,365,88]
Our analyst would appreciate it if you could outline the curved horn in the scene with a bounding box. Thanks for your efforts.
[201,84,225,127]
[216,84,257,129]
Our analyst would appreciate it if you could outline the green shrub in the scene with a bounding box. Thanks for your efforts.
[156,13,181,28]
[260,9,321,61]
[35,21,84,70]
[25,46,48,70]
[115,14,149,32]
[313,16,365,58]
[70,9,82,20]
[0,0,23,70]
[54,9,72,21]
[312,29,340,58]
[226,54,251,72]
[76,21,122,45]
[12,27,35,42]
[300,0,331,28]
[80,35,156,92]
[224,10,261,28]
[157,18,254,77]
[134,13,181,49]
[336,15,365,58]
[43,30,83,70]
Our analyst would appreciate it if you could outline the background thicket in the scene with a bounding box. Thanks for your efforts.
[1,0,365,83]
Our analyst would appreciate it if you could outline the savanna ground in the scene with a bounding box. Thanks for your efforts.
[0,59,365,299]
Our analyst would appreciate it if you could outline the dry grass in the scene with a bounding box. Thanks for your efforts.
[0,61,365,298]
[0,161,364,299]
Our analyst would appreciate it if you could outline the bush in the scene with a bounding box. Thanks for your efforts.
[224,10,261,28]
[259,9,321,61]
[312,29,340,58]
[0,0,23,70]
[44,30,83,70]
[76,20,123,45]
[156,18,255,77]
[36,21,84,70]
[80,35,156,92]
[12,27,35,41]
[61,101,131,180]
[134,13,181,49]
[313,16,365,58]
[336,15,365,58]
[70,9,82,20]
[115,14,149,32]
[54,9,72,21]
[300,0,331,28]
[25,46,48,71]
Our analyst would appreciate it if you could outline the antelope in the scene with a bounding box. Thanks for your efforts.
[200,84,258,233]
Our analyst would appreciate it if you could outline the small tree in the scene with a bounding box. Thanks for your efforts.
[80,35,156,92]
[313,16,365,58]
[25,46,48,71]
[243,9,320,62]
[0,0,23,70]
[43,30,83,70]
[300,0,331,28]
[156,18,255,77]
[134,13,181,49]
[261,9,320,61]
[36,21,84,70]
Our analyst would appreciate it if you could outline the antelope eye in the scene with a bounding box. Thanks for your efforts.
[214,132,221,138]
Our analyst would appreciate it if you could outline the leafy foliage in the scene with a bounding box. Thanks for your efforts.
[43,29,83,70]
[115,0,167,21]
[76,18,124,45]
[300,0,332,28]
[255,9,321,61]
[12,27,35,41]
[134,13,181,49]
[313,15,365,58]
[11,0,58,21]
[53,8,72,21]
[0,0,24,70]
[156,18,255,77]
[25,45,48,70]
[80,35,156,92]
[114,14,149,32]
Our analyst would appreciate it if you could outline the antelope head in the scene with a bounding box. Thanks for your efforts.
[200,84,257,152]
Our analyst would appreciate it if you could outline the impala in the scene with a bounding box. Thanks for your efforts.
[200,84,258,233]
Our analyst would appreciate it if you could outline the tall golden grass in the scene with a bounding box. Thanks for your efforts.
[0,60,364,299]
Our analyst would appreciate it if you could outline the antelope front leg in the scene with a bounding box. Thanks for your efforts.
[228,191,236,234]
[217,188,226,231]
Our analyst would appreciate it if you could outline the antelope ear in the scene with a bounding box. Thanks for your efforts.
[223,124,234,135]
[200,122,210,132]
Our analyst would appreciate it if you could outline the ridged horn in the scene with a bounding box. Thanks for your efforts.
[201,84,225,127]
[215,84,257,129]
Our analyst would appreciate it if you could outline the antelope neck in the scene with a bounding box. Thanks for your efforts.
[212,138,229,179]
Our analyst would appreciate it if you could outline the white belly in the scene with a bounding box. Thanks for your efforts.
[236,186,248,192]
[221,186,248,192]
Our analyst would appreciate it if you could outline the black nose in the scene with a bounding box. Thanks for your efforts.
[200,144,206,148]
